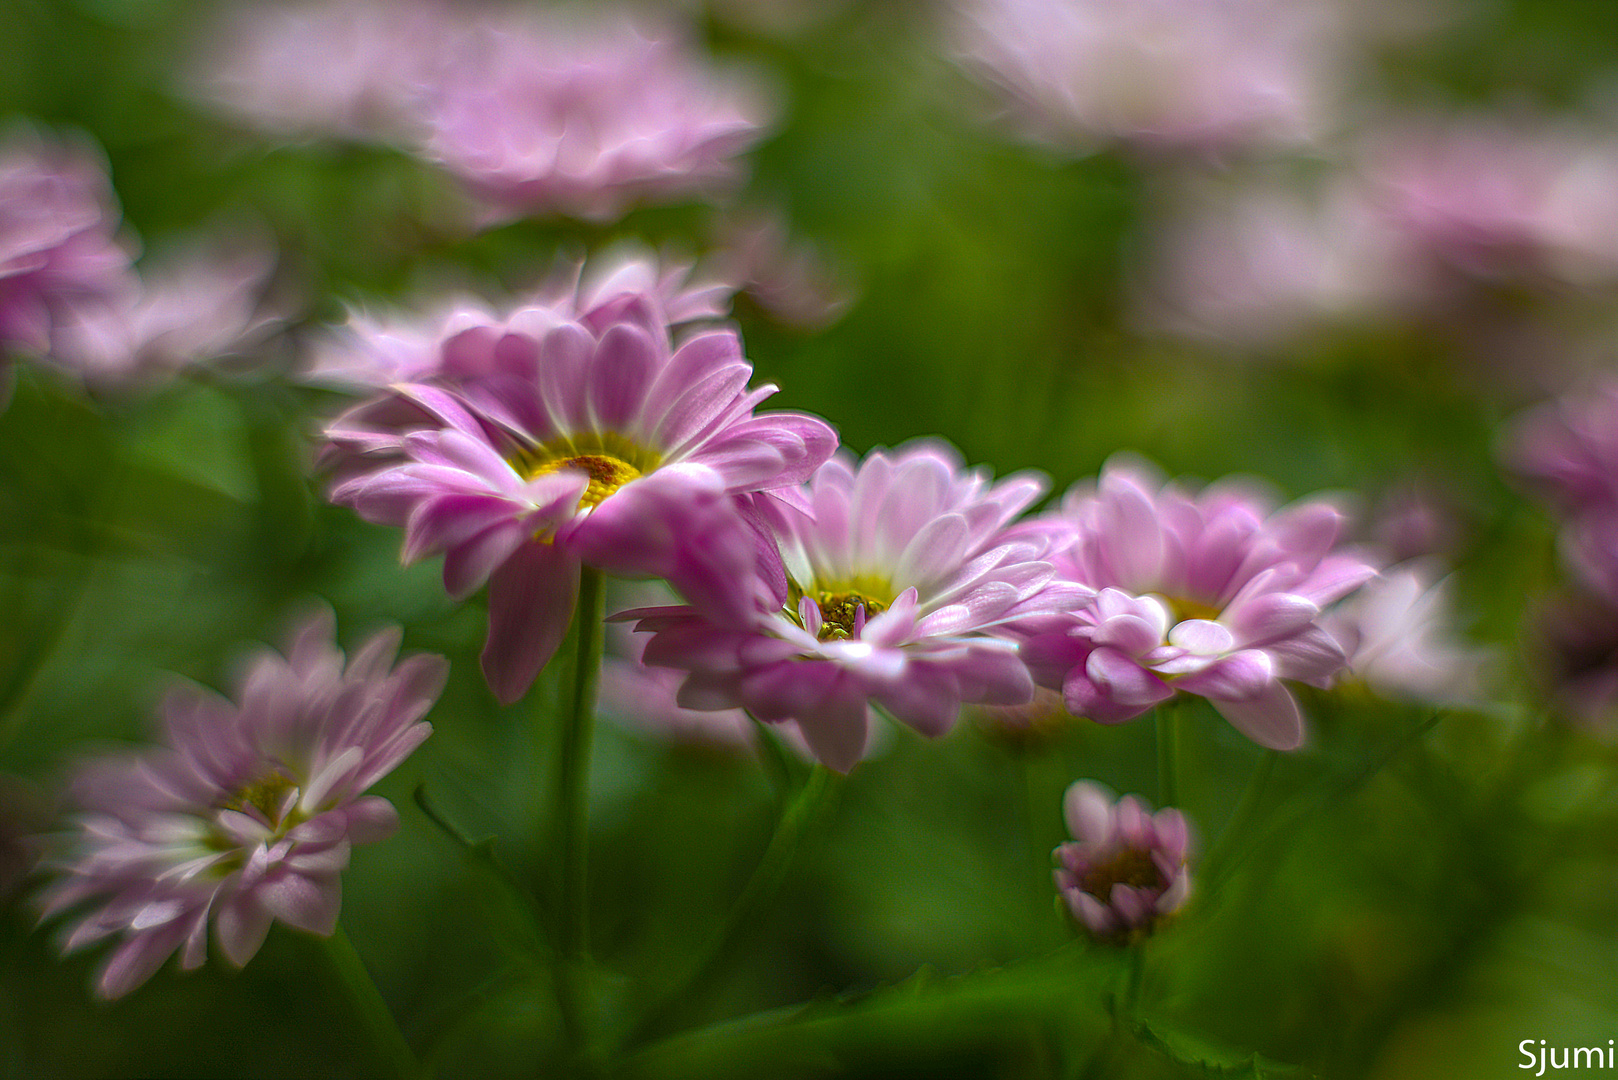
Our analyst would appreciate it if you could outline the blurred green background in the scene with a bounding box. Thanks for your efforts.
[5,1,1618,1077]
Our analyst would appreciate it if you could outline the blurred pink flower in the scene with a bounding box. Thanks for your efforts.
[1506,376,1618,605]
[1323,559,1486,703]
[38,612,444,999]
[1019,457,1377,749]
[1054,780,1191,942]
[188,0,453,143]
[623,443,1087,771]
[50,232,281,383]
[322,262,835,704]
[0,126,135,359]
[706,209,853,330]
[419,11,773,223]
[950,0,1347,154]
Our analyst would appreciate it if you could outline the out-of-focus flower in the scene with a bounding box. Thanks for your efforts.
[322,259,836,704]
[1054,780,1191,942]
[188,0,453,143]
[50,232,282,383]
[1141,115,1618,348]
[623,443,1088,771]
[419,11,773,223]
[949,0,1347,154]
[1019,457,1377,749]
[0,126,135,359]
[706,208,853,330]
[1505,376,1618,605]
[1323,559,1485,703]
[38,612,444,1000]
[1528,592,1618,733]
[1135,172,1409,347]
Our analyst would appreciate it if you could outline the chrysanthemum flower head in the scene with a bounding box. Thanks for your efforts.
[38,611,444,999]
[624,442,1089,771]
[321,256,835,704]
[1054,780,1191,943]
[419,10,773,223]
[1021,457,1377,749]
[0,125,135,358]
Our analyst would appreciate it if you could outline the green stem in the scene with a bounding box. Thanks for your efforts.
[1155,703,1180,810]
[555,565,605,1066]
[319,924,426,1080]
[629,764,837,1047]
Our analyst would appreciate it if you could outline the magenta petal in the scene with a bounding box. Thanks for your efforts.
[257,872,342,936]
[1209,681,1305,750]
[588,322,658,432]
[1087,647,1175,709]
[442,519,529,599]
[482,540,580,704]
[96,924,187,999]
[1224,592,1319,647]
[1174,649,1274,700]
[877,670,962,737]
[215,892,274,968]
[791,680,870,773]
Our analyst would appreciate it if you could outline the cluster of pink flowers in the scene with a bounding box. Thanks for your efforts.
[0,125,276,388]
[192,2,772,225]
[38,613,444,998]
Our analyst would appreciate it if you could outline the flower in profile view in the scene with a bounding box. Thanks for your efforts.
[0,125,134,359]
[321,257,836,703]
[622,443,1089,771]
[37,611,444,999]
[1054,781,1191,942]
[1019,457,1378,749]
[419,11,772,223]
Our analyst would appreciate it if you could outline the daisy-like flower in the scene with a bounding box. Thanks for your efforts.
[38,612,444,1000]
[1020,457,1377,750]
[1054,780,1191,943]
[0,125,135,359]
[321,261,836,704]
[419,11,772,224]
[622,443,1088,771]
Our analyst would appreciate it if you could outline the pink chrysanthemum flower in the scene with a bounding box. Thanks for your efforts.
[0,125,135,358]
[1020,458,1377,749]
[623,443,1088,771]
[1054,780,1191,942]
[1323,559,1485,704]
[321,263,835,704]
[38,612,444,999]
[419,11,772,223]
[949,0,1345,154]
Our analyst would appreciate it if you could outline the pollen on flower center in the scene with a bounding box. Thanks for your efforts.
[815,591,888,641]
[1078,848,1166,902]
[224,769,299,825]
[1164,595,1224,624]
[509,433,661,511]
[531,454,642,509]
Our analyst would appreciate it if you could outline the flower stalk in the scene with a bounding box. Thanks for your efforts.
[319,923,426,1080]
[554,565,605,1064]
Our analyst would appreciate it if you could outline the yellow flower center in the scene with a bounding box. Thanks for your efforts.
[508,432,662,511]
[225,769,299,826]
[788,574,895,641]
[1163,596,1223,624]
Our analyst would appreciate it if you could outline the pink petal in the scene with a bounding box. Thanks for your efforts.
[1209,681,1305,750]
[482,540,580,704]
